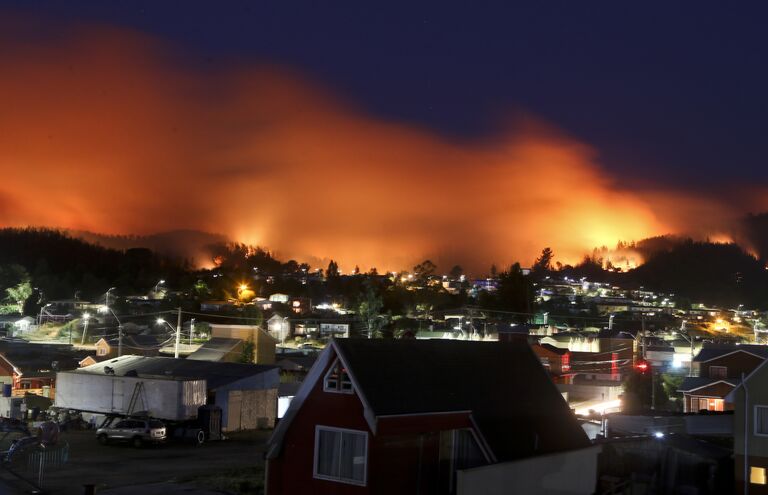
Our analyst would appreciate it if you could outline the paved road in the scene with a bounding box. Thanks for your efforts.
[0,429,270,494]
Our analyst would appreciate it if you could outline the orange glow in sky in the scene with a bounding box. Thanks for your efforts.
[0,23,759,273]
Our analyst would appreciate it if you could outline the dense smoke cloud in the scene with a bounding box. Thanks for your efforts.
[0,23,758,272]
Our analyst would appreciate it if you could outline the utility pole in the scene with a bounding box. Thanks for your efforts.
[118,324,123,357]
[681,319,694,377]
[175,307,182,358]
[641,315,647,359]
[190,318,195,346]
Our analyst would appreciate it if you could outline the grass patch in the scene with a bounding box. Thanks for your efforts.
[188,465,265,495]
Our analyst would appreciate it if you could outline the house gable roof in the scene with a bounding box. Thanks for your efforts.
[678,377,739,393]
[270,338,589,463]
[693,345,768,363]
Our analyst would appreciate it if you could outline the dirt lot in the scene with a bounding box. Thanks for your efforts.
[0,429,271,494]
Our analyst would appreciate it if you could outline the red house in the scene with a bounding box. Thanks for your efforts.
[266,339,590,494]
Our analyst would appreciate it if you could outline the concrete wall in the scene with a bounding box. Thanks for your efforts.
[457,446,601,495]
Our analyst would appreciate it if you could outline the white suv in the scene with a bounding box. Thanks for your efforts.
[96,418,166,447]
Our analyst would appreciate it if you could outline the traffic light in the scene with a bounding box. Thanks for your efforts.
[635,360,650,374]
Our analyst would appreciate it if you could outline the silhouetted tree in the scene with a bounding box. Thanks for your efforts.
[531,247,554,278]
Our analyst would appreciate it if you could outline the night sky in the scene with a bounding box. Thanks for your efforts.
[2,2,767,271]
[9,1,768,185]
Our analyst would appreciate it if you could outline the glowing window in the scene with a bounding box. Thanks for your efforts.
[751,466,766,485]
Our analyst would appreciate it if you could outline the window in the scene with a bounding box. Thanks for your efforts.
[693,397,724,412]
[323,359,353,394]
[755,406,768,436]
[709,366,727,379]
[314,426,367,485]
[752,466,767,485]
[97,346,107,356]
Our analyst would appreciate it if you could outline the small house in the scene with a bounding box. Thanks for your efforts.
[679,344,768,413]
[266,339,591,494]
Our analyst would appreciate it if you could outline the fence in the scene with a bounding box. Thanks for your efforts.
[28,442,69,488]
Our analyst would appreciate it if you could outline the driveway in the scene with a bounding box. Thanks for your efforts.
[0,429,270,494]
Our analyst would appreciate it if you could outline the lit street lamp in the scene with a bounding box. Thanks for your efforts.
[81,313,91,345]
[106,287,117,308]
[154,280,166,298]
[38,303,52,326]
[158,314,182,358]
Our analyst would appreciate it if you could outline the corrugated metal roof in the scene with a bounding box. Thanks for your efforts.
[187,338,243,362]
[76,355,277,389]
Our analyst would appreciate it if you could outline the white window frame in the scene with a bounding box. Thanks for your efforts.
[709,365,727,379]
[323,359,353,394]
[313,425,368,486]
[754,405,768,437]
[691,396,724,412]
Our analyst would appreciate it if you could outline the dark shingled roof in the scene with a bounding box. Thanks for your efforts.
[334,339,590,462]
[0,342,88,377]
[105,334,163,349]
[678,376,740,392]
[275,353,318,372]
[693,344,768,363]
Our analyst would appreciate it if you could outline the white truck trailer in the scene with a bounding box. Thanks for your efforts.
[55,371,206,420]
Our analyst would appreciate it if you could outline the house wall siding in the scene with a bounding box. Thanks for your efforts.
[267,351,454,495]
[734,363,768,493]
[735,454,768,495]
[701,352,764,379]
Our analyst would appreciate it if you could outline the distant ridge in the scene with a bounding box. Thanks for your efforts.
[68,229,230,267]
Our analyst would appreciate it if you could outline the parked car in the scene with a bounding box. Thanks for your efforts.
[96,417,166,447]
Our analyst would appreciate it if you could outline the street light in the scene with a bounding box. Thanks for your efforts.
[106,287,117,308]
[154,280,166,296]
[81,313,91,345]
[158,317,181,358]
[38,303,51,326]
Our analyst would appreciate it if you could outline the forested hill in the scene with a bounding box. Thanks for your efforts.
[560,237,768,308]
[628,240,768,308]
[0,228,192,300]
